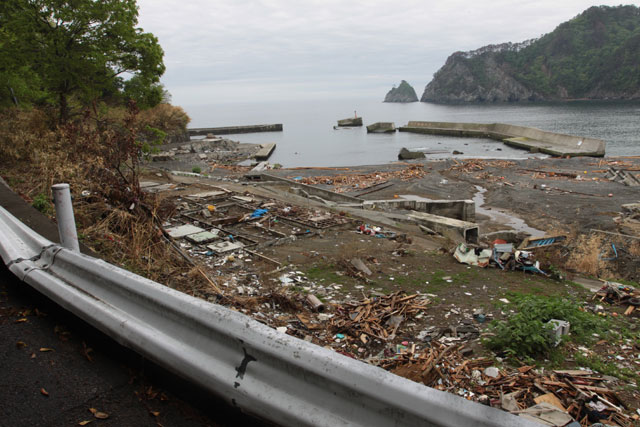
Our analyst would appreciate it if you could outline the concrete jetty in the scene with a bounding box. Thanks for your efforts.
[399,121,605,157]
[188,124,283,136]
[254,143,276,161]
[366,122,396,133]
[337,117,363,127]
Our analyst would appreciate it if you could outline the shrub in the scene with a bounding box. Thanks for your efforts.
[32,193,51,215]
[485,293,606,359]
[192,166,201,174]
[138,103,190,132]
[0,108,57,161]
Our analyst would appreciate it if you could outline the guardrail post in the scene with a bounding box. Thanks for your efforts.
[52,183,80,252]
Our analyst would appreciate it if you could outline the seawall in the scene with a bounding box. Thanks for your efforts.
[399,121,605,157]
[188,124,283,136]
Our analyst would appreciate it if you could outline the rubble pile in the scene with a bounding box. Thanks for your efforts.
[448,159,516,173]
[593,282,640,317]
[381,346,637,426]
[209,163,252,174]
[330,291,430,341]
[139,179,640,423]
[453,241,548,275]
[615,202,640,236]
[292,166,427,193]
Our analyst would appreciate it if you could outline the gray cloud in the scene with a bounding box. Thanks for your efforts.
[136,0,639,105]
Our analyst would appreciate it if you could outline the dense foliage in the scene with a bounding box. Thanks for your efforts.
[485,293,607,360]
[0,0,166,121]
[438,5,640,100]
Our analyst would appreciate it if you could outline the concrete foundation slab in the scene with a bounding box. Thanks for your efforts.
[189,190,227,198]
[166,224,205,238]
[364,197,475,222]
[207,241,244,253]
[185,230,220,244]
[408,211,479,243]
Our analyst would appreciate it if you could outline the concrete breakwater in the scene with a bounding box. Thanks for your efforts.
[188,123,283,136]
[366,122,396,133]
[399,121,605,157]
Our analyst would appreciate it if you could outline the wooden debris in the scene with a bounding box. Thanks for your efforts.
[534,393,566,411]
[330,291,429,340]
[448,159,516,173]
[290,166,427,194]
[374,344,634,426]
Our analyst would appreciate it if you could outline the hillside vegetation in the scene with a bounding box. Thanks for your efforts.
[0,0,193,286]
[422,5,640,103]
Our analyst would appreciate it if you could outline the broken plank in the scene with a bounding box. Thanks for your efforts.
[533,393,566,411]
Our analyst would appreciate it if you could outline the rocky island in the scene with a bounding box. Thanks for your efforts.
[422,5,640,103]
[384,80,419,102]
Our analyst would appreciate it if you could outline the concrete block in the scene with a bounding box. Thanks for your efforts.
[166,224,205,238]
[207,241,244,253]
[185,230,220,244]
[547,319,570,347]
[408,211,478,243]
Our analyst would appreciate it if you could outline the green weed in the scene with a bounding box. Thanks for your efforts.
[574,353,639,385]
[32,193,51,215]
[485,293,607,360]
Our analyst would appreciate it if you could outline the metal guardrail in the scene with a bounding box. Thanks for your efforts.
[0,205,537,427]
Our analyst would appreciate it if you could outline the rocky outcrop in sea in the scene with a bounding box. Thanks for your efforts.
[384,80,419,102]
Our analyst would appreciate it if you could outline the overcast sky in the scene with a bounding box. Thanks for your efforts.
[136,1,640,106]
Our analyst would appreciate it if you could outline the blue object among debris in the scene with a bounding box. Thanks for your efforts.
[521,235,566,249]
[598,243,618,261]
[251,208,269,218]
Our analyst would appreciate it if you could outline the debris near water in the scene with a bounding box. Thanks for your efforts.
[290,166,426,193]
[448,159,517,173]
[605,167,640,187]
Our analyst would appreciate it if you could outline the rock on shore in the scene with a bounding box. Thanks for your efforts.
[384,80,419,103]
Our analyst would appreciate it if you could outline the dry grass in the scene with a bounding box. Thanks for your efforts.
[563,232,640,281]
[565,234,604,277]
[0,104,207,293]
[138,103,190,131]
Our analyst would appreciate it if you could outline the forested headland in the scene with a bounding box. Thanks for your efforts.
[422,5,640,103]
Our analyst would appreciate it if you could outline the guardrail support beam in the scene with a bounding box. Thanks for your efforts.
[52,183,80,252]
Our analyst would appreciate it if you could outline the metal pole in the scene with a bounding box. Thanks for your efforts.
[51,183,80,252]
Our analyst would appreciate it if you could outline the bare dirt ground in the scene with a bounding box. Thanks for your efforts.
[4,137,639,425]
[137,152,640,424]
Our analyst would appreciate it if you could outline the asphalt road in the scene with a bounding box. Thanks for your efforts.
[0,179,267,427]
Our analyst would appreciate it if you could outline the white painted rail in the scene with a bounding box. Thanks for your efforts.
[0,205,537,427]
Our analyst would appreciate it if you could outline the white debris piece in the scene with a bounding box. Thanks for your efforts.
[166,224,205,238]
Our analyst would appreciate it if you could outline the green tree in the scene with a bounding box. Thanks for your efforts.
[0,0,165,122]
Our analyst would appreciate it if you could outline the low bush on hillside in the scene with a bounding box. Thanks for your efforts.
[484,293,607,360]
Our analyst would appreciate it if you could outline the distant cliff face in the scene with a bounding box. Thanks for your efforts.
[422,5,640,103]
[384,80,419,102]
[422,54,544,103]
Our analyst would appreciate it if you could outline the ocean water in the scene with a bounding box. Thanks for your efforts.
[185,99,640,167]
